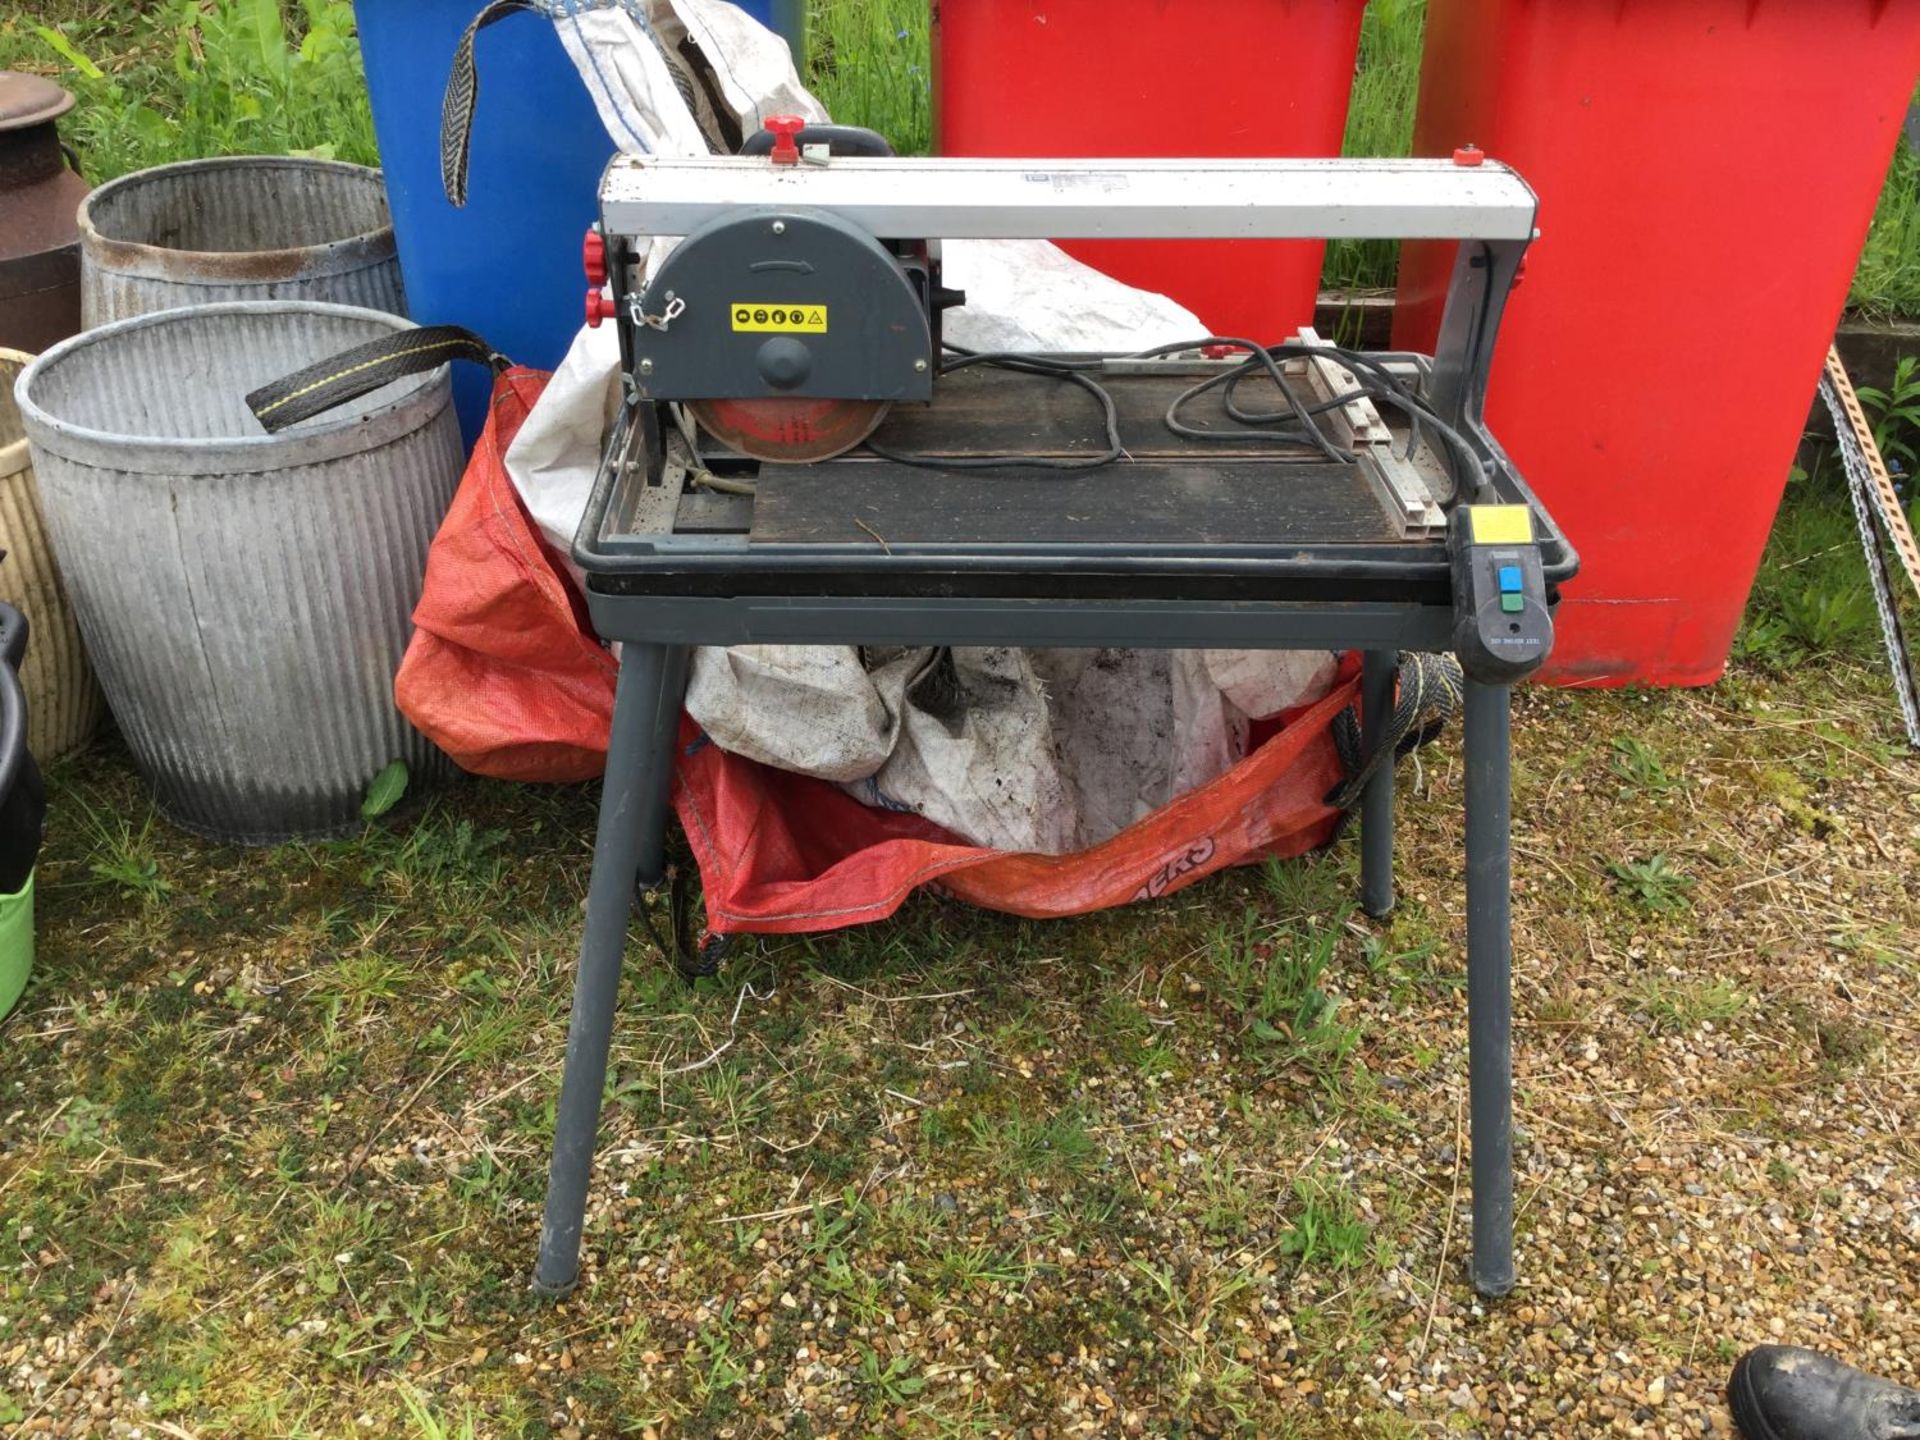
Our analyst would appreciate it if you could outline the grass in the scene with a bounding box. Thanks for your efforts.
[1322,0,1428,296]
[1737,432,1920,676]
[806,0,929,158]
[1852,122,1920,319]
[4,604,1919,1434]
[0,0,375,182]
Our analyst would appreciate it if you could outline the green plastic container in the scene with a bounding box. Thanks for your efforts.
[0,869,33,1017]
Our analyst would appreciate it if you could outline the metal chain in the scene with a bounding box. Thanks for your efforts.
[1819,368,1920,749]
[630,294,687,331]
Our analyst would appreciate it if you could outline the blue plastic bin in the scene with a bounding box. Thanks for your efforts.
[354,0,612,439]
[353,1,803,442]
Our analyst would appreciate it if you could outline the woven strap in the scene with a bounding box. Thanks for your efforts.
[245,326,506,434]
[441,0,548,208]
[441,0,706,208]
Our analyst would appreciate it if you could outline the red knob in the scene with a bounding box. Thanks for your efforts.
[765,114,805,166]
[1452,143,1486,167]
[585,288,616,328]
[583,228,607,287]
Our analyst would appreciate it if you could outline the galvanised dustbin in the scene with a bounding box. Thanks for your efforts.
[78,156,404,328]
[13,302,459,843]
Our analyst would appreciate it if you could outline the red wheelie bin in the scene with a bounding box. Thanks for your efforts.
[934,0,1369,339]
[1395,0,1920,685]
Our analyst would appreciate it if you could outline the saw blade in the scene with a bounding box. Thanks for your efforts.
[689,397,892,464]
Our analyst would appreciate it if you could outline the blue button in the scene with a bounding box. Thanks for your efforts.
[1498,565,1523,593]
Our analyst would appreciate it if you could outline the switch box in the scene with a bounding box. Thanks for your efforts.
[1451,506,1554,683]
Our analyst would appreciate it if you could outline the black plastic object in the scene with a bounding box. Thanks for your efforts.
[1449,506,1553,683]
[739,123,894,159]
[0,601,44,895]
[1729,1345,1920,1440]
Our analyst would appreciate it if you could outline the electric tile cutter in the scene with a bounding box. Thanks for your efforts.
[534,126,1578,1299]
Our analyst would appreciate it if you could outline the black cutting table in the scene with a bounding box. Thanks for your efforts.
[530,248,1577,1302]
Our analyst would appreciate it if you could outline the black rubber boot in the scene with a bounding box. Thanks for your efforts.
[1730,1347,1920,1440]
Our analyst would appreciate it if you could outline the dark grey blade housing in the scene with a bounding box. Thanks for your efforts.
[629,207,933,404]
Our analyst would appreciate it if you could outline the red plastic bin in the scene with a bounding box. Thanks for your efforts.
[1395,0,1920,686]
[933,0,1368,340]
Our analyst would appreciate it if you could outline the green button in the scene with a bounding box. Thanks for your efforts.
[1500,593,1526,613]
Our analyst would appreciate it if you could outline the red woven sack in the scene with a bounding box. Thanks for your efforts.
[676,662,1358,936]
[395,370,618,783]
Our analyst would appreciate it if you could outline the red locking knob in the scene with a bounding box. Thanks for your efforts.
[585,288,616,328]
[1453,143,1486,167]
[583,228,607,287]
[765,114,805,166]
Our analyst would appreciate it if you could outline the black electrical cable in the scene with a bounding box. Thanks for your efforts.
[874,334,1487,504]
[1155,338,1488,505]
[1186,341,1426,462]
[865,350,1125,471]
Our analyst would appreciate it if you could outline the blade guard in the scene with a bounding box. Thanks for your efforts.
[625,208,934,408]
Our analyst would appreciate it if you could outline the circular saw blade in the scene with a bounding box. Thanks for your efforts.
[689,396,892,464]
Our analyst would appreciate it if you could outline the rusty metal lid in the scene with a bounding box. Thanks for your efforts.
[0,72,76,133]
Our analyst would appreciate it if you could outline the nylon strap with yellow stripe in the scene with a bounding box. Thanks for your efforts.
[245,326,507,434]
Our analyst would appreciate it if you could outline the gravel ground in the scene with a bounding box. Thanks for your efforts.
[1,660,1916,1438]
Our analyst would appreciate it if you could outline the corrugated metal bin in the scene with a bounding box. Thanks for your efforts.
[0,347,104,761]
[12,302,459,843]
[78,156,405,328]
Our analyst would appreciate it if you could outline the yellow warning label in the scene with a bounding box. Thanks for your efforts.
[730,303,828,333]
[1467,505,1535,545]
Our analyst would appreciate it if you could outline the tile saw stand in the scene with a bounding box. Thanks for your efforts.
[533,141,1579,1299]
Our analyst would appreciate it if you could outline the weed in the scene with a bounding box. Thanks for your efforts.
[1260,852,1350,919]
[1606,853,1696,914]
[852,1346,927,1406]
[1210,908,1361,1077]
[688,1309,751,1417]
[930,1242,1030,1297]
[1195,1156,1261,1243]
[1773,572,1881,658]
[1814,1012,1882,1074]
[1610,735,1681,794]
[1857,353,1920,475]
[1633,975,1746,1033]
[1742,390,1916,672]
[68,793,172,905]
[397,1386,480,1440]
[1128,1258,1261,1422]
[966,1103,1099,1180]
[360,759,409,819]
[1279,1177,1372,1272]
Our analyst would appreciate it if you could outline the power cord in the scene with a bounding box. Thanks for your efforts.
[862,336,1488,506]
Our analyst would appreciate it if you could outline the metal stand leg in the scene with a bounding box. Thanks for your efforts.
[533,643,690,1296]
[1360,649,1396,918]
[1463,678,1515,1297]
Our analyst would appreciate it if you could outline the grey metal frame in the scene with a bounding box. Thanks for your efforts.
[599,154,1542,243]
[533,184,1562,1300]
[534,604,1519,1301]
